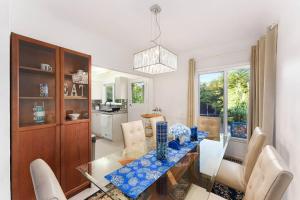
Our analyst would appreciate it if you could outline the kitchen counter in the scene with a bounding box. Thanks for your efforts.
[92,110,128,115]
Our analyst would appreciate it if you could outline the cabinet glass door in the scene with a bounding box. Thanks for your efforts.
[62,50,90,122]
[18,40,58,127]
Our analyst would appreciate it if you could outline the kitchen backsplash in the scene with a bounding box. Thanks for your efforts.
[92,99,128,112]
[115,99,128,111]
[92,100,102,110]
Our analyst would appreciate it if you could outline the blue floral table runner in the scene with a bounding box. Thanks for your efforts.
[104,131,208,199]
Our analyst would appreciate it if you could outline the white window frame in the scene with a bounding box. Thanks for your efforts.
[196,63,250,142]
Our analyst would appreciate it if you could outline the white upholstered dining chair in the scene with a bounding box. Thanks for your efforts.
[185,145,293,200]
[150,116,165,141]
[121,120,146,149]
[30,159,67,200]
[198,116,221,141]
[215,127,266,192]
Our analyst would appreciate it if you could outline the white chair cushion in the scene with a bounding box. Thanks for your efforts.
[244,145,293,200]
[30,159,67,200]
[121,120,146,148]
[215,127,265,192]
[216,159,246,192]
[184,184,225,200]
[150,116,165,141]
[243,127,266,183]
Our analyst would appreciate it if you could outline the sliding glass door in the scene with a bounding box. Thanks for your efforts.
[199,72,225,136]
[199,67,250,139]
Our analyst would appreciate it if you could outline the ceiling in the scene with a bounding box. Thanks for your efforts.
[34,0,280,54]
[92,66,143,82]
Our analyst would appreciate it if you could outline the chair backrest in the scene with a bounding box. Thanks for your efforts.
[242,127,266,184]
[30,159,67,200]
[121,120,146,148]
[150,116,165,141]
[197,116,221,140]
[244,145,293,200]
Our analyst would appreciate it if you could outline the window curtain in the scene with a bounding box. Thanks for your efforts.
[249,25,278,145]
[187,58,196,127]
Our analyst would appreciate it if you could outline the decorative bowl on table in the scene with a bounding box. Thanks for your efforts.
[68,113,80,120]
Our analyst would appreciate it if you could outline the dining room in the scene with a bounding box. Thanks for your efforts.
[1,0,300,200]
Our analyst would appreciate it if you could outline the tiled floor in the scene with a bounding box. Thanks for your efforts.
[70,138,124,200]
[94,137,124,159]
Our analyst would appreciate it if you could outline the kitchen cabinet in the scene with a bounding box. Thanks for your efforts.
[92,112,102,137]
[112,113,128,142]
[100,114,113,140]
[115,77,128,99]
[92,81,102,100]
[92,112,128,142]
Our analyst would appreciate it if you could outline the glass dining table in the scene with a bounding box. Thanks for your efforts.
[77,133,230,200]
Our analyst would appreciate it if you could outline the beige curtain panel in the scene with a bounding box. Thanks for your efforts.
[187,58,196,127]
[249,25,278,145]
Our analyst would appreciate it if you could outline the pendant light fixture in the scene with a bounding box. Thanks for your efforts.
[133,4,178,75]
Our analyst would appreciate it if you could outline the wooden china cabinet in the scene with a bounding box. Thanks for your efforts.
[11,33,91,200]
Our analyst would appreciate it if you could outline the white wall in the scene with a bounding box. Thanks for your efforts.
[0,0,11,199]
[10,0,144,76]
[276,0,300,199]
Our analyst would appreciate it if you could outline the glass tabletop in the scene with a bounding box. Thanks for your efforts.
[77,133,230,200]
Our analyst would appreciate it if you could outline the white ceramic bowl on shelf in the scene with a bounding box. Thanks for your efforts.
[68,113,80,120]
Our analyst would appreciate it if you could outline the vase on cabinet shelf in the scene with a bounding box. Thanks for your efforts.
[33,103,45,124]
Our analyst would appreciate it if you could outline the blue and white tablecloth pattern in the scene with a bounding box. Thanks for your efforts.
[105,132,208,199]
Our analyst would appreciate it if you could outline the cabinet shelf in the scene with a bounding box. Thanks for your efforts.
[20,96,54,100]
[20,66,55,74]
[64,96,88,100]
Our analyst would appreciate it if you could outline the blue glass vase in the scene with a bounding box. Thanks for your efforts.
[190,126,198,141]
[156,121,168,160]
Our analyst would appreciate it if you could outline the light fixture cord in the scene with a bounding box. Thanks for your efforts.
[151,12,161,45]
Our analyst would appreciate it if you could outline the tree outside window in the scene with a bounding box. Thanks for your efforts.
[199,68,250,139]
[132,82,144,104]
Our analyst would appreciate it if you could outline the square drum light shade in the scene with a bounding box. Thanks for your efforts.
[134,45,177,75]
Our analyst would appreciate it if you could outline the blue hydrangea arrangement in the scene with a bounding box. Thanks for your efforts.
[169,123,191,144]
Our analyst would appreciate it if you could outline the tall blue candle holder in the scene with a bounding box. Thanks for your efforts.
[190,126,198,141]
[156,121,168,160]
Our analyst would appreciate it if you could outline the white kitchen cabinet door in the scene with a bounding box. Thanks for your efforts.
[112,113,128,142]
[100,114,113,140]
[92,81,102,100]
[115,77,128,99]
[92,113,102,137]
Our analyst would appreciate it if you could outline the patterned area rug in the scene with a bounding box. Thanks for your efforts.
[85,184,128,200]
[211,157,244,200]
[212,182,244,200]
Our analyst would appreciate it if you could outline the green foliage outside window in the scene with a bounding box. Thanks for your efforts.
[199,69,250,123]
[105,85,113,102]
[227,69,250,123]
[132,82,144,104]
[200,74,224,116]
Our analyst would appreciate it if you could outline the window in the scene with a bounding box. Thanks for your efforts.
[227,69,250,139]
[199,72,225,133]
[131,82,144,104]
[104,84,114,102]
[199,66,250,139]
